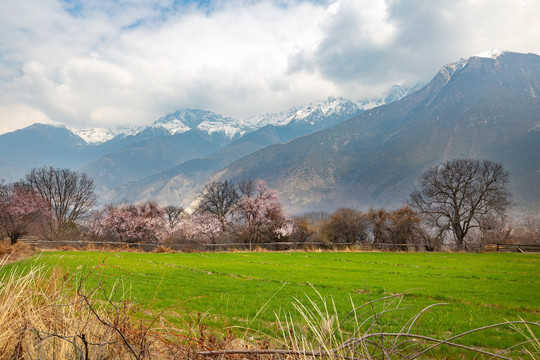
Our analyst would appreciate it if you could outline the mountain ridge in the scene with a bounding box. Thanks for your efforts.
[214,51,540,213]
[0,97,368,189]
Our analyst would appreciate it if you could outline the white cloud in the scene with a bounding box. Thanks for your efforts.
[288,0,540,97]
[0,0,539,133]
[0,104,57,134]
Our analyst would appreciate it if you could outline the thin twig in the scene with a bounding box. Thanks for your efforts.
[360,332,512,360]
[408,320,540,359]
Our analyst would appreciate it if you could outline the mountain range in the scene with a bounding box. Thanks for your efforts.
[1,51,538,214]
[0,96,366,196]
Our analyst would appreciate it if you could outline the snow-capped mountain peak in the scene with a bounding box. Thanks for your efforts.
[152,109,244,139]
[72,125,143,144]
[65,99,364,145]
[241,97,362,129]
[434,50,510,86]
[475,49,506,59]
[291,97,361,124]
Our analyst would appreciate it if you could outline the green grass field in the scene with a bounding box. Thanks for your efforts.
[4,250,540,356]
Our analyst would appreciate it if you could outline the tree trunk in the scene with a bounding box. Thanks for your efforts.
[453,223,465,251]
[10,235,19,245]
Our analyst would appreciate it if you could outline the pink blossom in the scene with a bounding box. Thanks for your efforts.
[235,180,290,243]
[101,202,164,243]
[275,220,294,238]
[177,212,221,243]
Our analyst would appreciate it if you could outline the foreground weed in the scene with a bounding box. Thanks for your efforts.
[0,256,265,359]
[198,287,540,359]
[0,256,146,359]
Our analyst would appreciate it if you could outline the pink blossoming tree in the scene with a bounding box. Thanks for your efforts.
[177,212,222,244]
[101,201,164,243]
[0,182,50,245]
[235,180,292,244]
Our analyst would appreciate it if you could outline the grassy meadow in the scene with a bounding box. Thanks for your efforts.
[3,250,540,357]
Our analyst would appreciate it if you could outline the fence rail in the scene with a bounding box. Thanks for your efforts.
[483,243,540,253]
[18,239,428,251]
[17,238,540,253]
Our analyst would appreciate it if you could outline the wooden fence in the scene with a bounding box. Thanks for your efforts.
[17,238,540,253]
[18,238,427,251]
[483,243,540,253]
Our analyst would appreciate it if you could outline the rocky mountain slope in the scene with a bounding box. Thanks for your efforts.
[216,51,540,213]
[0,124,91,181]
[101,98,363,203]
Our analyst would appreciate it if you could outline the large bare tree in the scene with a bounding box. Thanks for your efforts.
[198,180,239,232]
[410,159,511,250]
[25,166,97,239]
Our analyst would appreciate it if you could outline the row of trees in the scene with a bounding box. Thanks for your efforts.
[0,168,292,246]
[94,179,293,245]
[292,206,429,250]
[1,159,538,250]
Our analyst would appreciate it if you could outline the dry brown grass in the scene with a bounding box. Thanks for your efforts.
[0,258,280,359]
[0,240,36,264]
[0,261,138,359]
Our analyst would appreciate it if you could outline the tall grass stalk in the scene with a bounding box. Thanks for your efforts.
[269,290,540,359]
[198,289,539,359]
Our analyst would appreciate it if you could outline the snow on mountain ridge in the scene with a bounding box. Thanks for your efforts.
[152,109,243,138]
[197,121,246,138]
[439,58,468,81]
[241,97,360,129]
[291,97,361,124]
[475,49,506,59]
[61,98,363,144]
[73,126,143,144]
[360,83,425,109]
[151,119,190,135]
[434,51,510,86]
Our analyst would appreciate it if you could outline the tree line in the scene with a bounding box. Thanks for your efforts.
[1,159,539,250]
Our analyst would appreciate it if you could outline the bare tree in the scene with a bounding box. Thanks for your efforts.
[514,215,540,244]
[410,159,511,250]
[300,211,330,244]
[163,205,184,230]
[325,208,368,244]
[198,180,239,232]
[303,211,330,225]
[387,206,424,251]
[237,177,256,197]
[24,166,97,240]
[367,208,391,244]
[366,207,428,251]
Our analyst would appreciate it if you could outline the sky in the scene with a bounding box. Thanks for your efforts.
[1,0,539,134]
